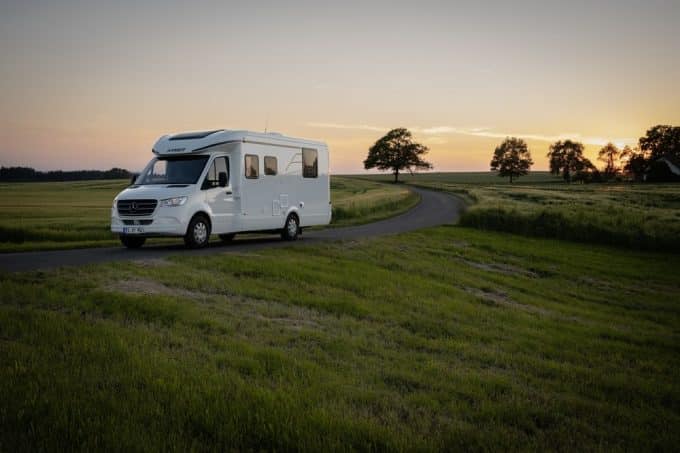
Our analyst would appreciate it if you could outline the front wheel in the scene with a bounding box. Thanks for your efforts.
[120,235,146,249]
[184,215,211,248]
[281,214,299,241]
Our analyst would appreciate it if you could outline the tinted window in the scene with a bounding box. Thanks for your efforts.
[302,148,318,178]
[136,156,209,185]
[245,154,259,179]
[202,156,229,189]
[264,156,277,175]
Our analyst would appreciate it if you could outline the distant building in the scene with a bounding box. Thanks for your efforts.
[648,155,680,182]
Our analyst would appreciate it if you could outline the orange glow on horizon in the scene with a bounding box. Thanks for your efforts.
[0,2,678,173]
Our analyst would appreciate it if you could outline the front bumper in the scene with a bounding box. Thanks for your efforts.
[111,215,187,236]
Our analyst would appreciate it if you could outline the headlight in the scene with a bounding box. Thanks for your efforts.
[159,196,188,207]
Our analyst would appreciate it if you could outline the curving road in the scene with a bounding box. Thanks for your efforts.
[0,187,464,273]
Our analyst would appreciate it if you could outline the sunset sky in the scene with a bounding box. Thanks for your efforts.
[1,0,679,174]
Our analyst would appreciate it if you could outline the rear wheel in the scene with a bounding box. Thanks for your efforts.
[219,233,236,242]
[281,214,299,241]
[184,215,211,248]
[120,235,146,249]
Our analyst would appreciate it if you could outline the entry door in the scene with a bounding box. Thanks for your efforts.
[203,156,236,233]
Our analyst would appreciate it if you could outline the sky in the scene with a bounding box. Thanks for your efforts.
[1,0,679,174]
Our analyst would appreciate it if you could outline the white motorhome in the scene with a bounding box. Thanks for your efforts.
[111,129,331,248]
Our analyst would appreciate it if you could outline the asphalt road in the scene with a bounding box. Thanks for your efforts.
[0,187,464,273]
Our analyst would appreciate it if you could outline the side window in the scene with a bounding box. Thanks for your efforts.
[215,156,229,185]
[202,156,229,189]
[264,156,277,176]
[245,154,259,179]
[302,148,318,178]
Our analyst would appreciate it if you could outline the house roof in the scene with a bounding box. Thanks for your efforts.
[658,155,680,175]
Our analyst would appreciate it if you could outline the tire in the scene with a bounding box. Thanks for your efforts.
[281,214,299,241]
[120,235,146,249]
[184,214,211,249]
[219,233,236,242]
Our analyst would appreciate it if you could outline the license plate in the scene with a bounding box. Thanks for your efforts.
[123,226,145,234]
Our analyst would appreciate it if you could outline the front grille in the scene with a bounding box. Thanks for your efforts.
[117,199,157,217]
[122,219,154,225]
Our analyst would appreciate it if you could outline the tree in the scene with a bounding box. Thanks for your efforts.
[547,140,595,182]
[364,128,432,182]
[620,145,648,181]
[490,137,533,183]
[597,142,620,180]
[638,125,680,161]
[637,125,680,181]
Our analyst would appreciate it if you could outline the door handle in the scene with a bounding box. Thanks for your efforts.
[225,190,232,195]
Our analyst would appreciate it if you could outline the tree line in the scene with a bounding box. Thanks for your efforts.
[0,166,131,182]
[491,124,680,183]
[363,124,679,183]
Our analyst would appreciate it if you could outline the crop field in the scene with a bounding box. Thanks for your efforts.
[0,178,415,252]
[0,180,128,252]
[359,172,680,251]
[1,226,678,450]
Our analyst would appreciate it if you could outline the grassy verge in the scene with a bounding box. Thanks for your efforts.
[330,176,419,227]
[0,177,417,252]
[1,227,678,450]
[358,172,680,251]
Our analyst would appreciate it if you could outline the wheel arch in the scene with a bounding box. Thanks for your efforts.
[284,207,300,225]
[187,210,212,234]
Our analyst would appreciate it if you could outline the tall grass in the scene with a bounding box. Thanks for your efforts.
[368,173,680,252]
[330,176,418,226]
[331,195,418,224]
[460,206,677,251]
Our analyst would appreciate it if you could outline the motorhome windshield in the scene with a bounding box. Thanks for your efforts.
[136,156,209,185]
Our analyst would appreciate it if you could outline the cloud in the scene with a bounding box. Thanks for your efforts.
[306,122,385,133]
[306,122,635,148]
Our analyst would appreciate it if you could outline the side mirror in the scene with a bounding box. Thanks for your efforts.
[130,174,137,185]
[218,172,228,187]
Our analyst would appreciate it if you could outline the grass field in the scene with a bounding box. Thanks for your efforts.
[0,178,415,252]
[358,172,680,251]
[330,176,418,226]
[1,226,678,450]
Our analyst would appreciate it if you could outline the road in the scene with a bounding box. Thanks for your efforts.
[0,187,464,273]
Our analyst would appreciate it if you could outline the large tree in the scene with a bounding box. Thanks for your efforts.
[639,125,680,161]
[364,128,432,182]
[598,142,621,179]
[490,137,533,183]
[547,140,595,182]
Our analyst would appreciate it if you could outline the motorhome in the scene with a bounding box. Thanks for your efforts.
[111,129,331,248]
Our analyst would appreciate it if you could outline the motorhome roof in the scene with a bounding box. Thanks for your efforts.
[153,130,326,156]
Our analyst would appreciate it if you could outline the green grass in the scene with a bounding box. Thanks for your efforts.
[330,176,418,226]
[0,180,127,252]
[0,177,415,252]
[1,226,679,450]
[358,172,680,251]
